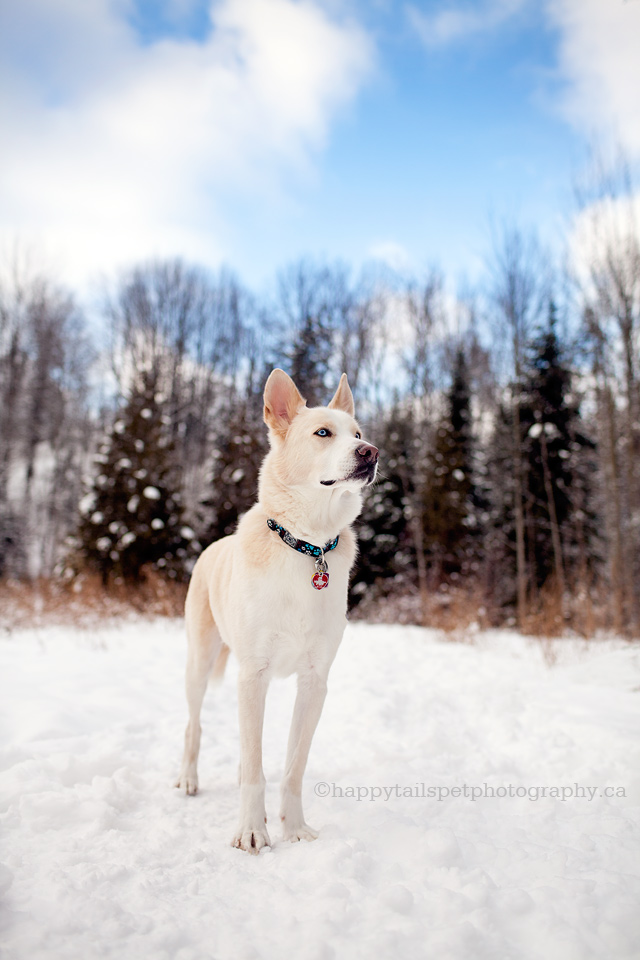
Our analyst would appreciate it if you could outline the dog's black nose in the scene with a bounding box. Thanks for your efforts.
[356,443,379,463]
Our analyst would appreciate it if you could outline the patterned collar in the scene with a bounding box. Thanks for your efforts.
[266,518,339,558]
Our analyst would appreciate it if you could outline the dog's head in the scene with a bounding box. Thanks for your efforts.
[263,369,378,490]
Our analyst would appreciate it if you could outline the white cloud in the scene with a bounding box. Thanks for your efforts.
[407,0,640,164]
[367,240,412,272]
[569,189,640,297]
[547,0,640,307]
[406,0,526,48]
[0,0,374,287]
[544,0,640,159]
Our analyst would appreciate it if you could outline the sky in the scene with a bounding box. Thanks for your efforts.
[1,0,639,295]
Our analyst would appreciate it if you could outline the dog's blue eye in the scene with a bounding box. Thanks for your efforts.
[355,432,361,440]
[315,428,332,437]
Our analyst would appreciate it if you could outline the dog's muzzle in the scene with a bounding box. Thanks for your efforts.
[321,442,379,486]
[350,443,379,484]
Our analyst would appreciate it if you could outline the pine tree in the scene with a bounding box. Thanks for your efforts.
[288,314,333,407]
[350,406,414,605]
[519,304,595,593]
[205,392,268,542]
[76,368,195,584]
[422,348,476,577]
[484,400,520,616]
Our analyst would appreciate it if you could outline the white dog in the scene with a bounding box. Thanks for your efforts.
[176,369,378,853]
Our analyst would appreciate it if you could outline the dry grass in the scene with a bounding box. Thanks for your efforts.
[522,579,617,639]
[0,569,187,630]
[2,572,633,640]
[351,576,633,640]
[351,581,494,637]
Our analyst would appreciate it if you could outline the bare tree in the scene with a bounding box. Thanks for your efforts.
[396,270,450,617]
[104,260,259,491]
[0,251,93,577]
[574,153,640,631]
[487,225,547,627]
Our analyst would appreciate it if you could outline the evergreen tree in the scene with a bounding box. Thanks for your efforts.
[422,348,476,577]
[76,369,195,583]
[288,314,333,407]
[519,304,595,592]
[484,399,522,615]
[205,391,268,542]
[485,309,597,615]
[350,406,414,605]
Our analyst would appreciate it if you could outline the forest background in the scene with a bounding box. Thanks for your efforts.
[1,153,639,636]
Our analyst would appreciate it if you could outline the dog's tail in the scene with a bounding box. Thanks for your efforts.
[210,643,230,685]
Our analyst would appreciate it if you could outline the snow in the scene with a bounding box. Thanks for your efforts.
[78,494,95,515]
[142,486,161,500]
[1,621,639,960]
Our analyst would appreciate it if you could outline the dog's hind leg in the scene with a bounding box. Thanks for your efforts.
[176,568,222,796]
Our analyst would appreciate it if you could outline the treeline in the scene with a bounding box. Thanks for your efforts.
[1,166,639,635]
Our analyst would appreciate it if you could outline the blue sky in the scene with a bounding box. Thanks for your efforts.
[0,0,638,294]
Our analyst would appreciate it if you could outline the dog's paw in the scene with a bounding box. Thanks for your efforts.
[232,824,271,855]
[174,771,198,795]
[281,819,319,843]
[279,789,318,843]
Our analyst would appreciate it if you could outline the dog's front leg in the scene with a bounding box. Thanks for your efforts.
[280,668,328,842]
[233,662,271,854]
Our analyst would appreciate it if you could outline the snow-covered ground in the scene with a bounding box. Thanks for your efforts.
[1,619,639,960]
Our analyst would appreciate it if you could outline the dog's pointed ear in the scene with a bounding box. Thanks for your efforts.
[264,369,306,438]
[328,373,355,417]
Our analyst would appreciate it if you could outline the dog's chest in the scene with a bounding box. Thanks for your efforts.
[253,552,348,677]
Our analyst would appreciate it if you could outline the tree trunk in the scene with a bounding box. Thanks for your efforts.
[539,427,566,607]
[602,384,625,633]
[512,393,527,628]
[0,330,25,503]
[622,320,638,631]
[409,512,430,624]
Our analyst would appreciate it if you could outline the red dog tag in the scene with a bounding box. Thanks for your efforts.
[312,571,329,590]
